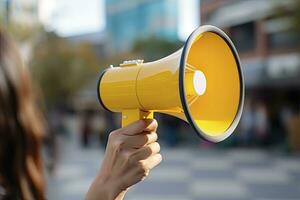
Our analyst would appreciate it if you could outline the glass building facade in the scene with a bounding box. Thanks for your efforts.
[0,0,8,24]
[0,0,38,26]
[106,0,179,52]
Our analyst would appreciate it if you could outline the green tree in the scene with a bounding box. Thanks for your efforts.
[291,0,300,47]
[132,36,183,61]
[275,0,300,49]
[0,16,41,42]
[30,32,100,108]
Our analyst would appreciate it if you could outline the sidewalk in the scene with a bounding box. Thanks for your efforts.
[46,119,300,200]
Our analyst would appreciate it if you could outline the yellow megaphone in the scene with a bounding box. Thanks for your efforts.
[97,25,244,142]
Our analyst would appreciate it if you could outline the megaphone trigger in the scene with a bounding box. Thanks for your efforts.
[122,109,153,127]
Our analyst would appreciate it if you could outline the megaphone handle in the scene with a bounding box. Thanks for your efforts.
[122,109,154,127]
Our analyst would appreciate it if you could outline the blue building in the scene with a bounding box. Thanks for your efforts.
[106,0,179,52]
[0,0,8,24]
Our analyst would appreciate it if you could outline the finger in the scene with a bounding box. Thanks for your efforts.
[122,132,158,148]
[143,119,158,132]
[143,153,162,170]
[120,120,153,136]
[122,166,148,187]
[132,142,160,161]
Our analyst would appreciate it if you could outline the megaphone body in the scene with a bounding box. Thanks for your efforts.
[98,25,244,142]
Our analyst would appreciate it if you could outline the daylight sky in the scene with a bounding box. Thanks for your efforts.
[38,0,199,40]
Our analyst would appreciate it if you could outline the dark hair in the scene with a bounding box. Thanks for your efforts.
[0,29,45,199]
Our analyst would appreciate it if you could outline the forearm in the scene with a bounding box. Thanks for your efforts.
[85,178,126,200]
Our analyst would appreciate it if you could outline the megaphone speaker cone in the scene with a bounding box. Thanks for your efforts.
[179,25,244,142]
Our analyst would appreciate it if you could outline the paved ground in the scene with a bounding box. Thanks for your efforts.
[46,133,300,200]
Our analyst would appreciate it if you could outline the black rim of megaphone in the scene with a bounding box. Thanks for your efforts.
[97,69,111,112]
[179,25,245,143]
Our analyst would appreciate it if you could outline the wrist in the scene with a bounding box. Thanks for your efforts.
[105,179,124,200]
[87,174,126,200]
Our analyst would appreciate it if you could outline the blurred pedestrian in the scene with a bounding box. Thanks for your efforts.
[280,105,292,134]
[44,109,67,174]
[92,112,106,147]
[101,111,118,148]
[253,102,269,146]
[81,111,93,148]
[0,29,162,200]
[239,99,254,146]
[162,116,180,147]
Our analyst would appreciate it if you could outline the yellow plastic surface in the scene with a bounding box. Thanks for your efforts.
[100,66,141,111]
[99,53,184,127]
[99,51,183,114]
[185,32,240,136]
[122,109,153,127]
[136,52,181,110]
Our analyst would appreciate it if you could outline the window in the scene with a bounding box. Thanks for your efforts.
[267,31,299,49]
[230,22,256,53]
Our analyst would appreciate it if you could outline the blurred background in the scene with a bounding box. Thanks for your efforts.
[1,0,300,199]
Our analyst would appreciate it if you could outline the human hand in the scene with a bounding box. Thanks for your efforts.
[86,119,161,200]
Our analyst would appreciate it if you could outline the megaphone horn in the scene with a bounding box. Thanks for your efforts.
[97,25,244,143]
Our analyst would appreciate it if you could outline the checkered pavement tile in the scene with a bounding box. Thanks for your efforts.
[127,195,191,200]
[190,179,249,199]
[247,184,300,199]
[47,137,300,200]
[237,168,291,184]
